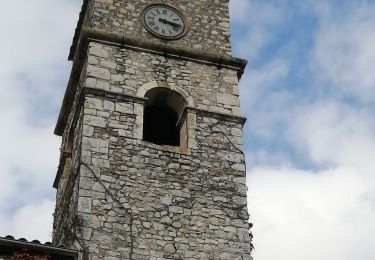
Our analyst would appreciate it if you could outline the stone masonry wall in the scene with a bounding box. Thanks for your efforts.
[53,41,251,259]
[76,94,251,259]
[85,42,241,116]
[87,0,232,56]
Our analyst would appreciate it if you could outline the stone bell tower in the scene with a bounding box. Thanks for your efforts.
[52,0,252,259]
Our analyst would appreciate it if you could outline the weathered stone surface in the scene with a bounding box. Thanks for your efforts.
[85,1,232,57]
[164,244,176,254]
[82,42,241,116]
[87,65,110,81]
[52,1,252,259]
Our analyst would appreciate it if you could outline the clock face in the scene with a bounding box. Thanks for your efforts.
[142,4,187,40]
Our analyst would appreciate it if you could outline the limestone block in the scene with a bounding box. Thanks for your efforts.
[83,125,94,137]
[80,177,95,190]
[238,228,250,241]
[115,102,133,114]
[86,78,97,88]
[164,244,176,254]
[217,93,239,106]
[103,100,115,111]
[84,108,96,116]
[78,197,92,213]
[231,128,243,137]
[169,206,184,214]
[233,84,240,95]
[223,76,238,84]
[125,68,136,75]
[232,196,247,206]
[82,138,109,154]
[143,222,151,229]
[82,227,92,240]
[84,115,106,128]
[88,55,99,65]
[87,65,111,80]
[232,106,241,115]
[160,216,172,225]
[133,103,143,115]
[101,61,117,70]
[160,196,173,205]
[233,177,246,184]
[86,97,103,110]
[90,44,109,58]
[111,74,124,82]
[231,163,246,172]
[96,80,110,91]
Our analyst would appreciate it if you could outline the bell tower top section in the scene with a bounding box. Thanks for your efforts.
[69,0,233,61]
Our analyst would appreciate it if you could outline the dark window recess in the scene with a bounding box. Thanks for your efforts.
[143,105,180,146]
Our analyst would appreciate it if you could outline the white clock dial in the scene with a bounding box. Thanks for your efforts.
[142,4,187,40]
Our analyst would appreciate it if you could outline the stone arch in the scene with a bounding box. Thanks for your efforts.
[137,80,194,107]
[134,80,197,149]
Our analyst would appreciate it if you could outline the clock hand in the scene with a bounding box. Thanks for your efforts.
[159,18,182,28]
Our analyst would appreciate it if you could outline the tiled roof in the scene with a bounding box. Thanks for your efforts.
[0,235,78,258]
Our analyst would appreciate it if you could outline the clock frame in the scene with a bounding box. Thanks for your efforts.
[141,4,189,40]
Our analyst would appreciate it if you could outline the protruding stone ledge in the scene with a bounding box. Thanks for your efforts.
[72,27,248,70]
[186,107,247,127]
[83,87,148,105]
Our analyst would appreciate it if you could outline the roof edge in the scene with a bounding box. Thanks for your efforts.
[0,237,79,257]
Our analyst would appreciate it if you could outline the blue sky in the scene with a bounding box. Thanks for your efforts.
[230,1,375,259]
[1,1,375,259]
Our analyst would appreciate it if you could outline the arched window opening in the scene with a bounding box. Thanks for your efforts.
[143,88,187,146]
[143,105,179,146]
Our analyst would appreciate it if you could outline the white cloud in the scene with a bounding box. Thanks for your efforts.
[231,1,375,260]
[248,166,375,260]
[246,88,375,260]
[287,101,375,173]
[230,0,287,60]
[313,3,375,101]
[246,98,375,260]
[230,0,285,26]
[240,59,289,103]
[240,59,291,140]
[11,200,55,243]
[0,0,81,239]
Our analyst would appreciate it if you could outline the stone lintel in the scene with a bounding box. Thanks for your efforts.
[83,87,147,105]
